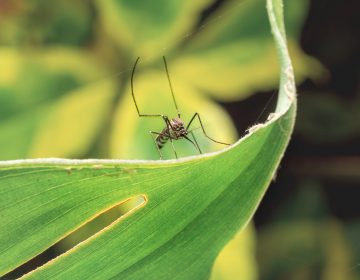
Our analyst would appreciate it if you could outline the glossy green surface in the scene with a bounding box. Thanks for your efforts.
[0,0,296,278]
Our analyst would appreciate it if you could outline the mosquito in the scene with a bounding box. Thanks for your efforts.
[131,56,230,159]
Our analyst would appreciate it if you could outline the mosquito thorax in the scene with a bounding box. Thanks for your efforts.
[169,117,187,138]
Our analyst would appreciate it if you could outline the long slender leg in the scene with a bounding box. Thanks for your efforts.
[150,131,163,160]
[185,132,202,154]
[191,131,202,153]
[131,57,169,119]
[168,137,178,159]
[132,57,181,119]
[163,116,175,131]
[151,130,178,159]
[186,113,230,145]
[163,56,181,118]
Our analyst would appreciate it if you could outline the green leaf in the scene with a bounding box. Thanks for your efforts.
[211,224,257,280]
[172,39,321,101]
[0,0,296,278]
[0,1,92,46]
[28,79,116,158]
[0,48,115,159]
[95,0,211,61]
[173,0,323,101]
[0,110,44,160]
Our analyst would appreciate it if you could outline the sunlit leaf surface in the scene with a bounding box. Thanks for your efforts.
[172,0,323,101]
[0,0,296,278]
[0,48,115,159]
[29,80,116,158]
[95,0,211,60]
[211,225,257,280]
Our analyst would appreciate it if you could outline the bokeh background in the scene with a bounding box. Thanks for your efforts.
[0,0,359,279]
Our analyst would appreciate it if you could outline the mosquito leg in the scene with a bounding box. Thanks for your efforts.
[186,113,230,145]
[168,137,178,159]
[131,58,172,120]
[184,135,201,154]
[150,131,163,160]
[190,131,202,154]
[163,56,181,118]
[163,116,174,130]
[184,131,202,154]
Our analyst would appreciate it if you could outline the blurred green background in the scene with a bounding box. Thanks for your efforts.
[1,0,359,279]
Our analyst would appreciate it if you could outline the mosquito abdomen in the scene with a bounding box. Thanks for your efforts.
[156,128,169,149]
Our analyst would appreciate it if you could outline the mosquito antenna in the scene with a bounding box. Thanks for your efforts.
[163,56,181,118]
[131,57,141,116]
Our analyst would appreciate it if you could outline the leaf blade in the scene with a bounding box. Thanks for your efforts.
[0,0,296,278]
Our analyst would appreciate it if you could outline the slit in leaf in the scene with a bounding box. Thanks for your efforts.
[4,195,147,279]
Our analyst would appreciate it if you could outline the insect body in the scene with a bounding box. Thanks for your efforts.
[156,118,186,149]
[131,56,230,159]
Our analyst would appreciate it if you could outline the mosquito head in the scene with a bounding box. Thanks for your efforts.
[170,118,187,138]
